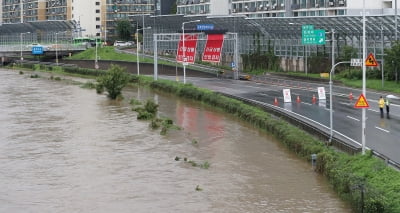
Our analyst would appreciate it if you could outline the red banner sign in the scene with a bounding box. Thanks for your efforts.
[202,34,224,63]
[176,34,198,64]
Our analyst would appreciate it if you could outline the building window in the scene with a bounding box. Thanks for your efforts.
[96,25,101,29]
[96,2,100,6]
[96,9,100,13]
[96,17,100,21]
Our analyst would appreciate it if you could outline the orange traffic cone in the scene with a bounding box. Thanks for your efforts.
[349,92,353,101]
[312,94,317,104]
[296,95,301,103]
[274,97,279,106]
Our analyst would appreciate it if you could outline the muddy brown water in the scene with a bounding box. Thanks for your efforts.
[0,69,351,212]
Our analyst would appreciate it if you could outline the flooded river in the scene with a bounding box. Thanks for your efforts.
[0,68,351,212]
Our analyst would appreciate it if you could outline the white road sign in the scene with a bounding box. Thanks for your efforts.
[318,87,326,100]
[283,89,292,103]
[351,58,362,67]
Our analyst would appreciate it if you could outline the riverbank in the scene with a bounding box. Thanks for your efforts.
[8,61,400,212]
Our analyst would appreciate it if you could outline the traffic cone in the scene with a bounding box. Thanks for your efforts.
[349,92,353,101]
[296,95,301,103]
[274,97,279,106]
[312,94,317,104]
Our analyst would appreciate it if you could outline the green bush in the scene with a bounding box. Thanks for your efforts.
[144,99,159,114]
[96,64,130,99]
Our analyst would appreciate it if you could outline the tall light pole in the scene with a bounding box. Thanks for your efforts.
[55,32,59,65]
[362,0,367,154]
[95,33,99,69]
[20,0,24,23]
[182,20,200,84]
[55,31,66,65]
[395,0,398,41]
[136,27,151,75]
[329,61,350,142]
[20,32,30,61]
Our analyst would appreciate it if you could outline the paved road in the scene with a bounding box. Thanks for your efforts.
[160,74,400,166]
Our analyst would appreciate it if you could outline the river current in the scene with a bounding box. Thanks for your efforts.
[0,68,350,212]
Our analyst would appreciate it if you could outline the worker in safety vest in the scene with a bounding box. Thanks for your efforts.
[385,97,390,118]
[378,96,385,118]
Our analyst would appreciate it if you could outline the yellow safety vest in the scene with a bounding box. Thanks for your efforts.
[379,98,385,108]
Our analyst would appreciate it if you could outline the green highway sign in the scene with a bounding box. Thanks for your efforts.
[302,25,326,45]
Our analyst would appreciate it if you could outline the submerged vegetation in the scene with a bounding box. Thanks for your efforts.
[96,64,130,100]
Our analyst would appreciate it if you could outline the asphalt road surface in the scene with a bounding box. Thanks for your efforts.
[161,74,400,166]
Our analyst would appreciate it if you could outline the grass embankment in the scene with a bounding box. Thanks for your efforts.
[69,46,151,62]
[12,62,400,212]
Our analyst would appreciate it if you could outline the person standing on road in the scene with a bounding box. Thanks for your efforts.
[385,97,390,118]
[379,96,385,118]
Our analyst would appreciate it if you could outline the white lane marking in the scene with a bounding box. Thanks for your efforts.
[303,102,312,106]
[375,126,390,133]
[368,109,379,113]
[347,116,360,122]
[339,102,352,106]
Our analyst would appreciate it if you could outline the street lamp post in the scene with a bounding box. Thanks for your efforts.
[55,32,59,65]
[95,35,99,69]
[362,0,367,154]
[55,31,66,65]
[329,61,350,142]
[136,27,151,75]
[182,20,200,84]
[20,32,30,61]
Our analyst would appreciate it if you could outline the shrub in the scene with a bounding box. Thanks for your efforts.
[144,99,159,114]
[129,98,142,105]
[96,64,130,99]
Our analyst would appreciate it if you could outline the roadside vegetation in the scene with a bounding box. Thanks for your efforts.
[11,49,400,212]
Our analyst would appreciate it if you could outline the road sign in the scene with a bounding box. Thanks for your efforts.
[31,46,43,55]
[283,89,292,103]
[197,24,214,31]
[365,53,378,67]
[351,58,362,66]
[302,25,326,45]
[317,87,326,100]
[354,94,370,108]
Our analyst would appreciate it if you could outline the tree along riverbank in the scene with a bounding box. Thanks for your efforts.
[10,62,400,213]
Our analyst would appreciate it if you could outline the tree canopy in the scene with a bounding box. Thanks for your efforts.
[115,19,133,41]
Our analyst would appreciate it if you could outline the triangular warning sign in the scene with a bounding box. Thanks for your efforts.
[354,94,370,108]
[365,53,378,67]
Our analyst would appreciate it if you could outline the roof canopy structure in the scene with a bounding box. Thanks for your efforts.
[0,20,77,34]
[131,14,397,39]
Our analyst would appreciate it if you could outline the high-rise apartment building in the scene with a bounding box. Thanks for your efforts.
[177,0,398,17]
[1,0,174,39]
[176,0,230,16]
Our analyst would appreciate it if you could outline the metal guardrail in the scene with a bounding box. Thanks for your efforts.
[218,92,400,170]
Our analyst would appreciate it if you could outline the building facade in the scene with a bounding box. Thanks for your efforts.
[1,0,174,40]
[176,0,230,16]
[176,0,399,17]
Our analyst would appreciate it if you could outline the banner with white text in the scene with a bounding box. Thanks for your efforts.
[176,34,198,64]
[202,34,224,63]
